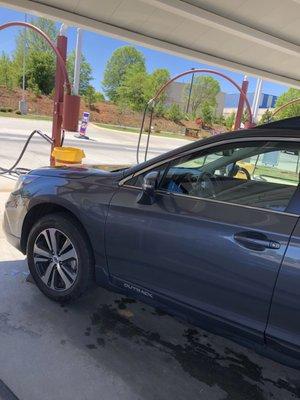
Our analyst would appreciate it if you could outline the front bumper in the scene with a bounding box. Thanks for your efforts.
[2,192,27,254]
[2,212,22,251]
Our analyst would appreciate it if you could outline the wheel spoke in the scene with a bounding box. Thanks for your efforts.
[34,244,52,259]
[48,228,58,254]
[59,248,76,262]
[41,261,55,286]
[49,265,56,289]
[61,264,77,279]
[40,230,53,253]
[59,237,71,256]
[57,264,72,289]
[34,256,50,263]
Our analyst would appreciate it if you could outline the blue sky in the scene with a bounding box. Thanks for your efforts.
[0,5,288,97]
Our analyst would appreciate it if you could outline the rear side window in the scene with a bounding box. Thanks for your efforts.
[159,141,300,212]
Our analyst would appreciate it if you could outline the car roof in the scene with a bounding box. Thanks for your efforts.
[127,117,300,176]
[254,116,300,130]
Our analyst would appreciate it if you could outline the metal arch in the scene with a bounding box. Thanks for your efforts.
[272,98,300,118]
[137,68,254,163]
[0,21,71,94]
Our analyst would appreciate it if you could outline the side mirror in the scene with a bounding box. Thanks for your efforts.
[137,171,159,205]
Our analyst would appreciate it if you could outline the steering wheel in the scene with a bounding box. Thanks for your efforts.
[181,171,216,198]
[237,166,251,180]
[200,172,216,198]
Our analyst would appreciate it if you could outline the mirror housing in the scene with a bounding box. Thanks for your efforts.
[137,171,159,205]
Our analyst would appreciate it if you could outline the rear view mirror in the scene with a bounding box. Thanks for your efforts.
[137,171,159,205]
[215,149,234,156]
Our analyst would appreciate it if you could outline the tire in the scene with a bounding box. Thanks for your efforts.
[27,212,94,302]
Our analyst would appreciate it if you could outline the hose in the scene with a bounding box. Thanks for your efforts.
[0,129,54,176]
[136,99,155,164]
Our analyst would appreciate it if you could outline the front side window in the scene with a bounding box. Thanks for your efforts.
[159,141,300,212]
[125,164,167,188]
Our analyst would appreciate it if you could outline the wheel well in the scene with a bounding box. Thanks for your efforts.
[21,203,92,254]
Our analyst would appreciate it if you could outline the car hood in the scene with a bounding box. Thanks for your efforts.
[27,163,132,179]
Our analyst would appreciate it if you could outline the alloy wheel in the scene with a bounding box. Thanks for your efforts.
[33,228,78,291]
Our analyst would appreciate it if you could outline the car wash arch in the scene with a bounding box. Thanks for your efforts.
[136,69,254,163]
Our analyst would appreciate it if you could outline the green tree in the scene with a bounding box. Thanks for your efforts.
[144,68,170,100]
[84,85,97,107]
[94,91,105,102]
[144,68,170,115]
[13,17,58,93]
[116,64,148,111]
[15,17,58,56]
[274,88,300,119]
[26,50,56,95]
[259,109,273,124]
[67,51,92,95]
[0,52,15,89]
[185,76,220,119]
[102,46,145,101]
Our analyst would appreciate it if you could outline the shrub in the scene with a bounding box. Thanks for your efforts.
[164,104,184,123]
[225,112,236,131]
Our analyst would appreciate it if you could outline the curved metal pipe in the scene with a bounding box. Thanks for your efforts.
[137,104,149,163]
[144,106,154,162]
[272,98,300,117]
[0,21,71,94]
[136,69,254,163]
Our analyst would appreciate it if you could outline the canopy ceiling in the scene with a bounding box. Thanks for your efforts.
[2,0,300,87]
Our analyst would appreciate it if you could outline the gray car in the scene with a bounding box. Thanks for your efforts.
[3,117,300,368]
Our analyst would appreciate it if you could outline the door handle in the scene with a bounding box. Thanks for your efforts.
[234,231,281,251]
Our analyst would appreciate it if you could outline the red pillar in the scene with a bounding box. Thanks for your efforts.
[234,76,249,131]
[51,35,67,165]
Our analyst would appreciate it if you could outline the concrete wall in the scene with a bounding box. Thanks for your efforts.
[223,107,273,119]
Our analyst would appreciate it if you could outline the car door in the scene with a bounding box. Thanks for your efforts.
[105,139,300,340]
[265,200,300,359]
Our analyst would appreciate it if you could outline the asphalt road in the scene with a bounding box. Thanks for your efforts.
[0,117,189,171]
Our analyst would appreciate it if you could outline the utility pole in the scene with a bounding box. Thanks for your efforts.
[51,24,68,165]
[185,68,195,135]
[252,77,263,123]
[186,67,195,115]
[73,28,83,95]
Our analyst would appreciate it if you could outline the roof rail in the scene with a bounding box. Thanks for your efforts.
[255,116,300,130]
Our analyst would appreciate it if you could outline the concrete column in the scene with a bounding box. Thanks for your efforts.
[73,28,83,95]
[252,77,263,123]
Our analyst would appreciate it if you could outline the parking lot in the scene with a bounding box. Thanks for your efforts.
[0,120,299,400]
